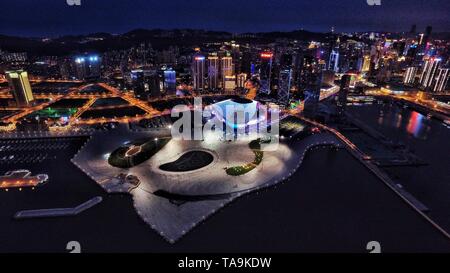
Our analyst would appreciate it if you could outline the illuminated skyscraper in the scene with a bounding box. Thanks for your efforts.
[5,70,34,107]
[236,73,247,88]
[259,52,273,94]
[221,56,234,88]
[433,68,449,93]
[404,67,418,85]
[278,69,292,104]
[74,55,101,80]
[328,50,339,72]
[303,70,323,118]
[192,54,206,91]
[224,76,236,92]
[420,58,441,90]
[240,51,252,75]
[163,68,177,95]
[337,74,351,117]
[207,55,220,90]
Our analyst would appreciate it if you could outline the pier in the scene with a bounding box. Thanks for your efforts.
[14,196,103,219]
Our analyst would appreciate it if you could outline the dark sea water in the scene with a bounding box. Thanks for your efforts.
[0,134,449,252]
[348,102,450,233]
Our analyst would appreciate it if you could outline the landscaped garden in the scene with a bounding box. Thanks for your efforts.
[225,138,269,176]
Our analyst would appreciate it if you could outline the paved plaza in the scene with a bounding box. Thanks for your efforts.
[72,125,341,242]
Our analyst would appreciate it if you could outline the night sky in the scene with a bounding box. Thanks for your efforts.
[1,0,449,37]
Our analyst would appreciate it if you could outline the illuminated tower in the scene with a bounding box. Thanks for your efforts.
[278,69,292,104]
[192,54,206,91]
[420,58,441,90]
[207,55,219,90]
[5,70,34,107]
[259,52,273,94]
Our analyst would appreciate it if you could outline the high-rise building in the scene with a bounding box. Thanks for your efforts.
[278,69,292,104]
[163,68,177,95]
[259,52,273,94]
[424,26,432,45]
[433,68,450,93]
[303,71,323,118]
[221,56,233,76]
[131,70,148,100]
[192,54,206,91]
[221,56,234,88]
[337,74,351,117]
[420,58,441,90]
[1,52,27,63]
[236,73,247,88]
[328,50,340,72]
[5,70,34,107]
[240,51,252,75]
[418,26,432,56]
[207,55,220,90]
[403,67,418,85]
[74,55,101,80]
[131,70,161,100]
[224,76,236,92]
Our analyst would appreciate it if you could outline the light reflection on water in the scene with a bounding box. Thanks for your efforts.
[371,103,432,140]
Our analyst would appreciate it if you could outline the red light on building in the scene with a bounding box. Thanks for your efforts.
[261,52,273,59]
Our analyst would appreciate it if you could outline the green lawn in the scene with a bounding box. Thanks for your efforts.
[226,138,268,176]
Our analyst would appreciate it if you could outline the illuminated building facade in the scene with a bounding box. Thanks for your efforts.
[5,70,34,107]
[303,71,323,118]
[433,68,449,93]
[420,58,441,90]
[328,50,340,72]
[403,67,418,85]
[221,56,234,78]
[278,69,292,104]
[131,69,161,100]
[163,68,177,95]
[362,55,371,73]
[337,74,351,116]
[224,76,236,91]
[74,55,101,80]
[237,73,247,88]
[259,52,273,94]
[192,54,206,91]
[207,55,220,90]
